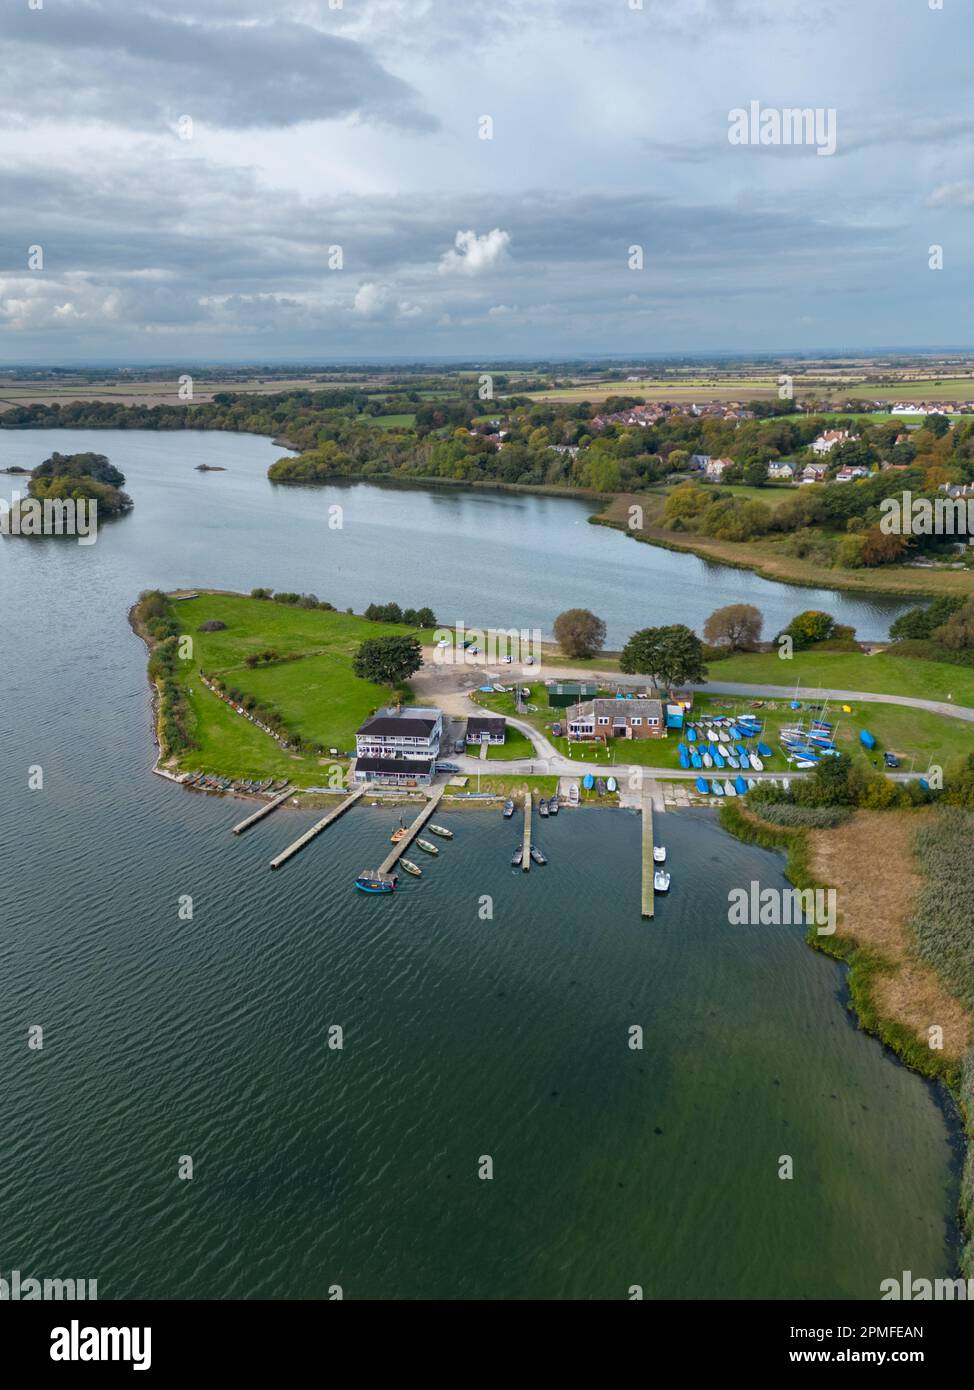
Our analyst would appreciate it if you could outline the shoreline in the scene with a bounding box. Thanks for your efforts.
[720,798,973,1278]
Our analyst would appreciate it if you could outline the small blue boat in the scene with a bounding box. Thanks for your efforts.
[355,870,397,894]
[757,742,772,757]
[690,750,702,769]
[734,776,748,795]
[583,774,594,790]
[686,726,697,741]
[712,751,725,769]
[678,745,690,769]
[727,755,739,769]
[711,779,725,796]
[695,776,710,794]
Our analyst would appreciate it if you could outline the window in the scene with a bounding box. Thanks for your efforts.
[648,718,658,726]
[598,716,610,726]
[630,718,642,727]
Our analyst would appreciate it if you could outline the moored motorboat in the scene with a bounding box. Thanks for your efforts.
[400,859,422,877]
[503,798,515,818]
[548,795,560,815]
[653,868,671,893]
[416,838,439,855]
[511,845,522,866]
[653,845,666,862]
[428,823,453,838]
[538,798,549,817]
[530,845,547,865]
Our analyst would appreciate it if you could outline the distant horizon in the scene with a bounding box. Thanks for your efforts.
[3,347,974,373]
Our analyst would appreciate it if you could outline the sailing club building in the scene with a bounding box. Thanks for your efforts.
[353,706,443,787]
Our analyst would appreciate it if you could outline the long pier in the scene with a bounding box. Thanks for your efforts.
[641,791,654,918]
[270,785,367,870]
[377,786,446,875]
[522,792,532,871]
[231,785,294,835]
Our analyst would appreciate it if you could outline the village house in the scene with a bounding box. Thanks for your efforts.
[834,464,870,483]
[800,461,829,484]
[688,453,711,472]
[465,715,506,746]
[566,697,665,741]
[353,706,443,787]
[705,456,734,480]
[767,459,797,480]
[811,428,856,454]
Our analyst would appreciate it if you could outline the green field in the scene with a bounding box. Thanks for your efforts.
[713,649,974,706]
[367,413,416,430]
[165,593,419,782]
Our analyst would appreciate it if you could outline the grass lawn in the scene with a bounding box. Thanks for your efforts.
[713,649,974,706]
[453,773,559,798]
[486,729,535,759]
[165,592,419,781]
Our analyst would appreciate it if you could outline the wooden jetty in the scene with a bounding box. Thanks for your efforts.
[231,785,294,835]
[377,786,446,875]
[641,790,654,918]
[269,785,367,870]
[522,792,532,872]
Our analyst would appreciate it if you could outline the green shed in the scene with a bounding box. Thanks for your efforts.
[546,681,598,708]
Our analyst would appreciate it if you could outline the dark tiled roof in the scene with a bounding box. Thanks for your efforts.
[358,716,438,738]
[467,716,506,736]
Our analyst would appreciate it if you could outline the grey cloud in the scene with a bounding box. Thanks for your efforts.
[0,0,434,131]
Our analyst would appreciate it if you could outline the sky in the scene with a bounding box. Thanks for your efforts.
[0,0,971,363]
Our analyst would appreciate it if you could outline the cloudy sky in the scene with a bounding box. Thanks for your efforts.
[0,0,971,362]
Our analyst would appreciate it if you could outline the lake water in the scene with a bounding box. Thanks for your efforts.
[0,427,910,645]
[0,429,960,1299]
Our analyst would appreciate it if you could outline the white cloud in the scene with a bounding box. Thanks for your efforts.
[927,181,974,209]
[439,229,511,275]
[488,303,519,315]
[352,281,390,316]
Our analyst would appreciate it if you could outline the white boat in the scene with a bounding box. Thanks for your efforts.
[723,779,737,796]
[706,727,718,741]
[567,783,580,806]
[606,776,617,792]
[718,743,731,759]
[795,759,817,770]
[653,868,671,893]
[749,753,764,771]
[702,752,713,768]
[653,845,666,863]
[747,778,757,789]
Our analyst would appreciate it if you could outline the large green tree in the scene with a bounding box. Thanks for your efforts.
[619,625,707,690]
[352,634,423,686]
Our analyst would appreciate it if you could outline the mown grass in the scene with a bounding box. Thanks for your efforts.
[162,592,418,782]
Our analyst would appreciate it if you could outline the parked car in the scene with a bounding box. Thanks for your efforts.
[436,762,460,773]
[884,752,899,769]
[453,739,465,754]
